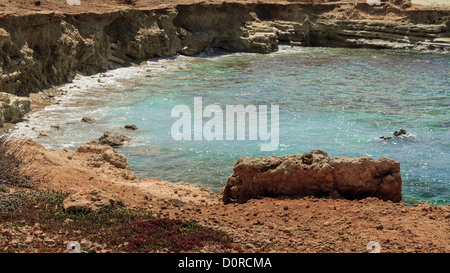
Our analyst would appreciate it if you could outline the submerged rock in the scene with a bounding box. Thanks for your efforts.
[124,124,138,130]
[222,150,402,203]
[81,117,97,124]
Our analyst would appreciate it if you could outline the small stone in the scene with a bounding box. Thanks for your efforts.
[81,117,97,124]
[25,237,34,244]
[34,230,43,236]
[44,237,55,244]
[10,239,19,248]
[323,221,332,227]
[253,220,262,225]
[376,224,384,230]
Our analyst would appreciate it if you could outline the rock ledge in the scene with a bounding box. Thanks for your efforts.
[222,150,402,203]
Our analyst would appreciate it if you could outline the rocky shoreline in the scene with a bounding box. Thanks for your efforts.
[0,0,449,96]
[0,138,449,253]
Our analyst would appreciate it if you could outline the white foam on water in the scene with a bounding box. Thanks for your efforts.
[13,53,200,150]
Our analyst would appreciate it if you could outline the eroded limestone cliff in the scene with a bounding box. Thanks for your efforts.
[0,1,449,97]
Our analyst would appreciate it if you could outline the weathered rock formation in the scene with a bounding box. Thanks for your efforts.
[62,186,122,213]
[97,132,131,147]
[0,1,448,96]
[222,150,402,203]
[76,141,131,169]
[0,92,31,126]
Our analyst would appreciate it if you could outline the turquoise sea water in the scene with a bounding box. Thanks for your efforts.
[16,46,450,205]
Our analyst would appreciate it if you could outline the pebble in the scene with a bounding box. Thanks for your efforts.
[34,230,43,236]
[10,239,19,248]
[44,237,55,244]
[25,237,34,244]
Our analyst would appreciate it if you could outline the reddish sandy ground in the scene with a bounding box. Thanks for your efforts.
[3,138,448,253]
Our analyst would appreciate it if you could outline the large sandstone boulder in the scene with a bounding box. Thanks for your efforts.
[0,92,31,126]
[75,141,130,169]
[222,150,402,203]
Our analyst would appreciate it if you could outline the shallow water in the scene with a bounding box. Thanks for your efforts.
[15,46,450,205]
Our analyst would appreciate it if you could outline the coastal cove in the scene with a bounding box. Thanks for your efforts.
[13,46,450,205]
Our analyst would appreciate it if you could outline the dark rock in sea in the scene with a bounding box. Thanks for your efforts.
[222,150,402,204]
[394,129,408,137]
[381,129,408,140]
[98,132,131,147]
[124,124,138,130]
[81,117,97,124]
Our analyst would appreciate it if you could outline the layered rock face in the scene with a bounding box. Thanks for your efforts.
[0,1,449,96]
[222,150,402,203]
[0,92,31,126]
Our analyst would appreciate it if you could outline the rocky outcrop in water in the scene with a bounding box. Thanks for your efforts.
[124,124,138,130]
[97,132,131,147]
[222,150,402,203]
[0,1,448,96]
[380,129,411,140]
